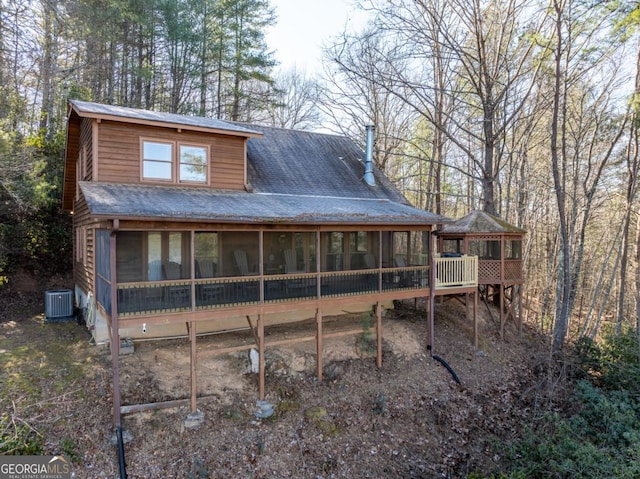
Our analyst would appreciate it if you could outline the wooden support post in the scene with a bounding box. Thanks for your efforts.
[376,302,382,369]
[464,292,472,347]
[426,295,432,351]
[109,221,121,429]
[517,285,523,335]
[316,308,323,381]
[258,313,265,400]
[474,291,479,349]
[500,285,505,339]
[189,321,197,413]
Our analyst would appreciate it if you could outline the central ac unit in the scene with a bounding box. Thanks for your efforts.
[44,289,74,322]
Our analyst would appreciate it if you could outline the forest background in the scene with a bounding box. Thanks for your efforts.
[2,0,640,355]
[4,1,640,475]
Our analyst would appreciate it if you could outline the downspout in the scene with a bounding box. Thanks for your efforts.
[363,125,376,186]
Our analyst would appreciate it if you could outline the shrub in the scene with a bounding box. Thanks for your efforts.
[496,332,640,478]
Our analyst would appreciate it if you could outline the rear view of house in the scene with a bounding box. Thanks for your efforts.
[62,100,457,343]
[62,100,477,427]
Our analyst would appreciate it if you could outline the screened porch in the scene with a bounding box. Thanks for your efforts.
[95,228,478,319]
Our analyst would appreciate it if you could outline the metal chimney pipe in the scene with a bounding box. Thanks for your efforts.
[364,125,376,186]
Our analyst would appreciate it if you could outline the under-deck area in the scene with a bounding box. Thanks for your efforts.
[97,226,479,425]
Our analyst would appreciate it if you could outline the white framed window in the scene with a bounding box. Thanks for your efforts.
[141,139,209,184]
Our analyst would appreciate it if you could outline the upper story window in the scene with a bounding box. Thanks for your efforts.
[143,141,173,180]
[141,139,209,184]
[180,145,207,182]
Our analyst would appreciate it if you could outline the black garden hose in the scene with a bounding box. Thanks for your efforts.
[432,354,461,384]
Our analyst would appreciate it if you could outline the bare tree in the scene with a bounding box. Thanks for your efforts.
[320,28,417,180]
[547,0,628,351]
[265,67,321,130]
[352,0,547,216]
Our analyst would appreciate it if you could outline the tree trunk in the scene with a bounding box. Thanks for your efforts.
[622,35,640,339]
[551,0,571,353]
[636,214,640,356]
[38,0,57,140]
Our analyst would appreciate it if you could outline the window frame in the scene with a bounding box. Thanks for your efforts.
[178,142,210,184]
[140,138,210,185]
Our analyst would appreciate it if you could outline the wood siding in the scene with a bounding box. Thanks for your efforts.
[96,121,246,190]
[73,192,95,295]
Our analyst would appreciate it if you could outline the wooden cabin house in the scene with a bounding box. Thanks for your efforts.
[62,100,478,424]
[438,210,525,337]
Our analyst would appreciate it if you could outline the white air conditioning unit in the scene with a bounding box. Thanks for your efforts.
[44,289,74,322]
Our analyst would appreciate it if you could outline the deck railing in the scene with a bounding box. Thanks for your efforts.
[477,258,523,283]
[116,257,477,316]
[435,255,478,289]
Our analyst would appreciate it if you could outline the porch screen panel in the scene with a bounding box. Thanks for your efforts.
[146,232,191,279]
[263,232,316,274]
[219,231,259,277]
[323,232,344,271]
[469,240,501,259]
[442,238,463,255]
[195,232,219,277]
[116,232,144,282]
[392,231,409,266]
[505,240,522,259]
[348,232,379,269]
[95,229,111,315]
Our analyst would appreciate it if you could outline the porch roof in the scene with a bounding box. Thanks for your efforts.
[79,182,448,226]
[441,210,526,235]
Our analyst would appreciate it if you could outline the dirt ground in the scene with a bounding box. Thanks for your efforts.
[1,276,548,479]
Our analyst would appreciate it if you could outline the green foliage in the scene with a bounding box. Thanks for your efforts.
[0,128,71,280]
[496,333,640,478]
[59,437,81,463]
[576,330,640,394]
[0,412,44,455]
[356,312,376,356]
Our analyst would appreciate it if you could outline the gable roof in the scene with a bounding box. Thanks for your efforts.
[65,101,450,226]
[441,210,526,234]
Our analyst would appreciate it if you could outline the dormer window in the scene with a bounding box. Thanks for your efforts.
[141,139,209,184]
[179,145,207,182]
[143,141,173,180]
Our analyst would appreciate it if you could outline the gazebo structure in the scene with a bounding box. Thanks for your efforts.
[438,210,526,338]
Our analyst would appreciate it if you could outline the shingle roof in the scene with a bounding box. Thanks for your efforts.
[244,125,407,202]
[69,100,261,137]
[441,210,526,234]
[80,182,446,225]
[68,102,450,226]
